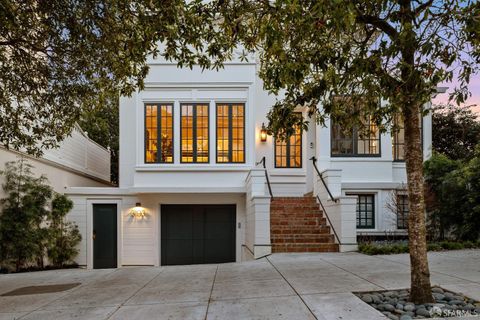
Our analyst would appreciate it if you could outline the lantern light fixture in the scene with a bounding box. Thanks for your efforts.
[260,123,268,142]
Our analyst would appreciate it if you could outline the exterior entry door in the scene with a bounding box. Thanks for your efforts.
[161,204,236,265]
[93,204,117,269]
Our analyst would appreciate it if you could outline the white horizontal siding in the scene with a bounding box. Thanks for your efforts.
[43,125,110,182]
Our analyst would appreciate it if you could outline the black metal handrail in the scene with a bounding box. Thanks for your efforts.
[310,157,337,202]
[256,156,273,199]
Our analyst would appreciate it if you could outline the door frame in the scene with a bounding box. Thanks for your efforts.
[87,199,122,269]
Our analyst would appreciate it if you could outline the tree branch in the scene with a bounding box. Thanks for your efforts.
[356,15,398,39]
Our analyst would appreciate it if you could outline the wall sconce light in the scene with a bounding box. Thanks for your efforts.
[260,123,268,142]
[130,202,146,219]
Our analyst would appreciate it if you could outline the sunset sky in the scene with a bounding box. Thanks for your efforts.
[433,74,480,114]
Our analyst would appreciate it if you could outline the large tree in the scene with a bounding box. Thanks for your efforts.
[0,0,218,156]
[182,0,480,303]
[432,104,480,161]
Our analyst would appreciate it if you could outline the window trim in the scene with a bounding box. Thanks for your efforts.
[330,120,381,158]
[144,103,174,164]
[215,103,246,164]
[180,103,210,164]
[347,193,375,229]
[274,113,303,168]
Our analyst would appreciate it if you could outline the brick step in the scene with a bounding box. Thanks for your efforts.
[272,243,339,253]
[270,219,327,226]
[271,226,331,234]
[271,234,334,243]
[270,214,324,219]
[271,198,318,204]
[271,205,321,209]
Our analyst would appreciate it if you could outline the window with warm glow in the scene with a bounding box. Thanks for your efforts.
[216,103,245,163]
[275,118,302,168]
[331,116,380,156]
[145,104,173,163]
[392,114,423,161]
[181,103,209,163]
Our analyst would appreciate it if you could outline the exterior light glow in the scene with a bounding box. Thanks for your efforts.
[260,123,268,142]
[130,202,146,219]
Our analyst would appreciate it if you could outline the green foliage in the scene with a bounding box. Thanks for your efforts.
[432,104,480,161]
[47,194,81,268]
[197,0,480,137]
[0,0,225,156]
[0,159,81,272]
[78,92,119,184]
[424,147,480,241]
[359,240,480,255]
[0,159,52,270]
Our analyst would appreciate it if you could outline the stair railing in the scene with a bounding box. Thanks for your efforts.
[309,156,341,245]
[256,156,273,199]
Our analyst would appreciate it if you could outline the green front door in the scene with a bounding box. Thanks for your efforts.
[161,204,236,265]
[93,204,117,269]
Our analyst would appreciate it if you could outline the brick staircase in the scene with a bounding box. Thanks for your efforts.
[270,196,339,252]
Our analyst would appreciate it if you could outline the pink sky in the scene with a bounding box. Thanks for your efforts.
[433,74,480,114]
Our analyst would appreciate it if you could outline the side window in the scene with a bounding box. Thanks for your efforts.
[392,114,423,161]
[347,194,375,229]
[275,115,302,168]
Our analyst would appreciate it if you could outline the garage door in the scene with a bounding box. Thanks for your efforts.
[161,204,236,265]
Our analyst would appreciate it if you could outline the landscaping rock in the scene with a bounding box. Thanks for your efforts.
[404,304,416,312]
[432,287,444,294]
[354,288,479,319]
[416,308,430,317]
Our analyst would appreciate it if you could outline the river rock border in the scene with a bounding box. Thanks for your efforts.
[354,287,480,319]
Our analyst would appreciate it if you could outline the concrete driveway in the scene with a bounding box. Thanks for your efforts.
[0,250,479,320]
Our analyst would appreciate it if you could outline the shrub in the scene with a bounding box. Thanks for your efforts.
[359,241,480,255]
[0,159,81,272]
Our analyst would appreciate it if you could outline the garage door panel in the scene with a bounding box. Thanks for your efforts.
[161,204,236,266]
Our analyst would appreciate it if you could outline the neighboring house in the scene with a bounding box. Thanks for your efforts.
[0,124,111,200]
[65,55,443,269]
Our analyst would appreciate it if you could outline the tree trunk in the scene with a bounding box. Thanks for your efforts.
[403,104,434,304]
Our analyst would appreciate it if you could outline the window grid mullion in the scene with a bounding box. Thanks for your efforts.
[228,104,233,162]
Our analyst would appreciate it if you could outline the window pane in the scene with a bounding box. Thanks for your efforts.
[397,194,409,229]
[275,114,302,168]
[348,194,375,229]
[216,103,244,163]
[331,124,354,155]
[181,104,209,163]
[145,104,173,163]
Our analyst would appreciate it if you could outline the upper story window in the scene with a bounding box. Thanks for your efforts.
[392,114,423,161]
[275,116,302,168]
[397,194,409,229]
[331,116,380,157]
[181,103,209,163]
[145,104,173,163]
[216,103,245,163]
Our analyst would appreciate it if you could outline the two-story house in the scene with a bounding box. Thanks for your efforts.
[66,55,442,269]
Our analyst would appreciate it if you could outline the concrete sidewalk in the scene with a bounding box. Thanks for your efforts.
[0,250,479,320]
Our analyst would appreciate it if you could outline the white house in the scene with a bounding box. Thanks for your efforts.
[65,54,441,269]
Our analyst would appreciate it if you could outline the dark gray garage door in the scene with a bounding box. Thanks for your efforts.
[161,204,236,265]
